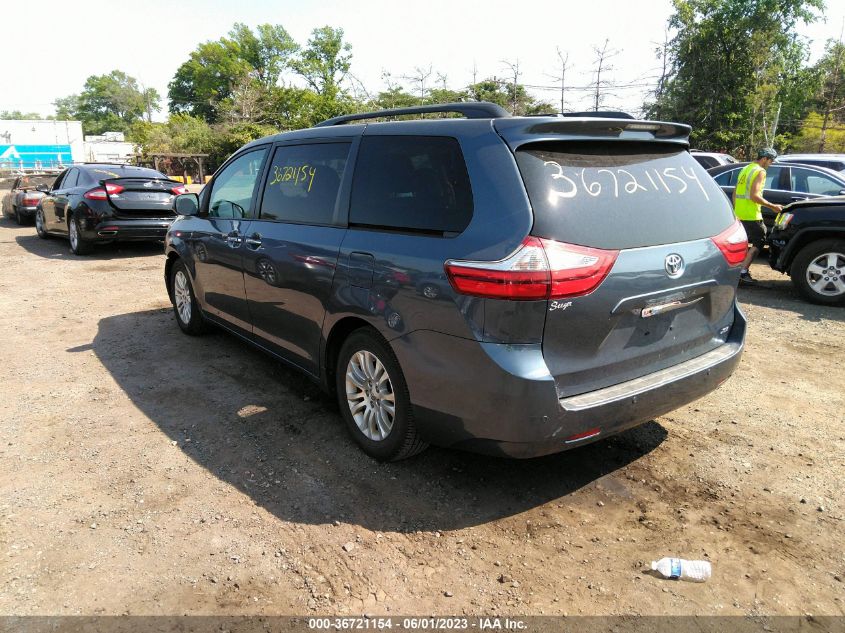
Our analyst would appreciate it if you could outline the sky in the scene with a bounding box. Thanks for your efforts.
[2,0,844,121]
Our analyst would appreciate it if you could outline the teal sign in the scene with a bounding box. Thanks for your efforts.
[0,144,72,169]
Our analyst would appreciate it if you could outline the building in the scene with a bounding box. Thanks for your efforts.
[83,132,135,164]
[0,119,84,171]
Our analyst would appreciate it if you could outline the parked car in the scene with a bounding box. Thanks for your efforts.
[34,163,187,255]
[768,197,845,305]
[690,150,737,169]
[777,153,845,174]
[707,161,845,227]
[2,173,59,225]
[164,102,747,461]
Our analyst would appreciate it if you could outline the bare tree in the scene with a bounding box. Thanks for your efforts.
[401,65,434,100]
[589,39,620,111]
[652,30,671,117]
[545,48,571,114]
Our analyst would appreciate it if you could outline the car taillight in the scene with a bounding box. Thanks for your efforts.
[22,194,41,206]
[171,184,187,195]
[711,219,748,267]
[444,237,619,300]
[84,183,124,200]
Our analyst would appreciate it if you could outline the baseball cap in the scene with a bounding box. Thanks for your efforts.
[757,147,778,160]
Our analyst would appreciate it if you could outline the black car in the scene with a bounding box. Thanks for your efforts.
[165,102,746,461]
[35,163,187,255]
[707,161,845,228]
[768,197,845,305]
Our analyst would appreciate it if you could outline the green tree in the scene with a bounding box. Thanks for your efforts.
[54,71,158,134]
[468,79,552,115]
[647,0,823,153]
[290,26,352,98]
[0,110,42,119]
[169,23,298,122]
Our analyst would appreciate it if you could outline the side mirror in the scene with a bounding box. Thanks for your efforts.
[174,193,199,216]
[36,184,50,193]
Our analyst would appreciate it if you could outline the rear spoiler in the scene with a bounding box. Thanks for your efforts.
[493,117,691,152]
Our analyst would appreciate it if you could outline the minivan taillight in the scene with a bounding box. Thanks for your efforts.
[84,183,125,200]
[445,237,619,300]
[711,220,748,267]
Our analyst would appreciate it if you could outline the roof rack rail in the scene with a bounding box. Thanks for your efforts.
[314,102,511,127]
[560,111,635,119]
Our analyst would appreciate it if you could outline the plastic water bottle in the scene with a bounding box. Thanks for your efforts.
[651,557,711,582]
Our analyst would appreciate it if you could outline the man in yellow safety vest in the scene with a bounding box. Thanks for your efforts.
[733,147,783,284]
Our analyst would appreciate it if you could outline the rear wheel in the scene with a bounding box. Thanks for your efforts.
[790,239,845,305]
[13,207,23,225]
[35,208,50,239]
[68,215,93,255]
[171,260,207,335]
[335,329,427,461]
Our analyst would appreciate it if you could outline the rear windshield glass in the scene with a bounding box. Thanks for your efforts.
[515,142,734,250]
[84,166,167,182]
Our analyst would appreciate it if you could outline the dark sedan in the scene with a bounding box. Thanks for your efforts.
[707,161,845,227]
[35,163,186,255]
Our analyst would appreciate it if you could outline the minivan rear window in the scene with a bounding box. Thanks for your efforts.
[516,142,734,250]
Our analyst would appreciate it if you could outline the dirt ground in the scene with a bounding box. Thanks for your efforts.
[0,216,842,618]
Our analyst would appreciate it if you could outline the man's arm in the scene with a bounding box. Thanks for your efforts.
[749,170,783,213]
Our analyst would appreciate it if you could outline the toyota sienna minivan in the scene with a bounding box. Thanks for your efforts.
[165,102,747,460]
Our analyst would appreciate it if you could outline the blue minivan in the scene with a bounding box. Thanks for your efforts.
[165,103,747,460]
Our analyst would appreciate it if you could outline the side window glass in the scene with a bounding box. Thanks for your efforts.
[259,142,350,224]
[791,167,842,196]
[63,169,79,189]
[763,166,781,190]
[713,170,736,186]
[52,170,68,190]
[349,136,474,235]
[208,148,268,219]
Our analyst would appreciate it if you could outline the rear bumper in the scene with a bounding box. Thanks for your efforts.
[17,205,38,217]
[394,304,746,458]
[82,218,174,242]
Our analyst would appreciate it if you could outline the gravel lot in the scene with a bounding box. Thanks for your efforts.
[0,216,842,617]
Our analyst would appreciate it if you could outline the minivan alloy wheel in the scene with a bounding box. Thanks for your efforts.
[174,270,192,324]
[345,351,395,441]
[805,251,845,297]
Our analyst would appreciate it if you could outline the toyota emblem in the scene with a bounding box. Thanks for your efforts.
[664,253,684,278]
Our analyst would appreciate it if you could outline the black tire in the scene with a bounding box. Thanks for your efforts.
[35,208,50,239]
[13,207,23,226]
[335,329,427,461]
[790,239,845,306]
[68,215,93,255]
[170,259,207,335]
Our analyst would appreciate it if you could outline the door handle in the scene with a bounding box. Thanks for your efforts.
[225,231,242,247]
[244,233,262,249]
[790,196,804,201]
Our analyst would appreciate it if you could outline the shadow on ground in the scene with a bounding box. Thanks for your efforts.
[15,233,165,261]
[737,278,845,323]
[89,308,667,533]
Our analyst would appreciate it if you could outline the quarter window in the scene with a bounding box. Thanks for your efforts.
[208,148,268,219]
[349,136,474,235]
[259,142,350,224]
